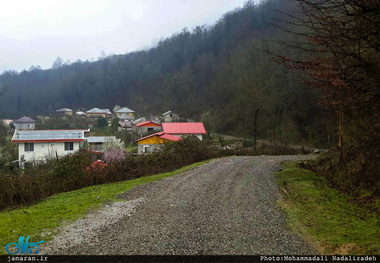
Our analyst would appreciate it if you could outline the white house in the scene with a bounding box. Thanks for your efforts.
[11,129,89,166]
[162,111,179,122]
[13,116,36,130]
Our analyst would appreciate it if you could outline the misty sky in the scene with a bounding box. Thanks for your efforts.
[0,0,249,73]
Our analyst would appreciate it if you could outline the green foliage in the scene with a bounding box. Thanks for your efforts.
[96,117,107,129]
[277,162,380,254]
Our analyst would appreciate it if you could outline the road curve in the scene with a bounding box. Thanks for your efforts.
[46,156,316,255]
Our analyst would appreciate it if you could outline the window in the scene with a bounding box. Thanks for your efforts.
[64,142,74,151]
[24,143,34,152]
[147,127,154,132]
[143,146,150,153]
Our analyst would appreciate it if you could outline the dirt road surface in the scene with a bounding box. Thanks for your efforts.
[45,156,316,255]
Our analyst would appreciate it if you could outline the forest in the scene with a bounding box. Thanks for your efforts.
[0,0,330,147]
[0,0,379,197]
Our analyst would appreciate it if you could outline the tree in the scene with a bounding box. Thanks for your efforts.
[96,117,107,129]
[276,0,379,162]
[52,57,64,69]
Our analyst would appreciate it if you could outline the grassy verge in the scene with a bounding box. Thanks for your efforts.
[277,162,379,255]
[0,159,211,255]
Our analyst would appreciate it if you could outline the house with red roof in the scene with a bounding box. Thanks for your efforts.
[162,122,206,141]
[136,131,181,154]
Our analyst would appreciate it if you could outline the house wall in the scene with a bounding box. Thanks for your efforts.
[169,134,203,140]
[86,113,106,118]
[137,144,163,155]
[163,113,179,122]
[14,123,35,130]
[116,112,134,118]
[18,141,81,163]
[138,125,162,135]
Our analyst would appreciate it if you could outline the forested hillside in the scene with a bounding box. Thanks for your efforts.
[0,0,331,146]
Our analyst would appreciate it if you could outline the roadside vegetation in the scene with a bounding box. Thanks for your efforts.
[0,138,309,212]
[0,160,211,256]
[277,162,380,255]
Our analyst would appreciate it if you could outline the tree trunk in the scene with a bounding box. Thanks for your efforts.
[253,106,261,153]
[338,103,343,164]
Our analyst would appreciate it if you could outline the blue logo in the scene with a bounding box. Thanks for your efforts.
[6,236,44,255]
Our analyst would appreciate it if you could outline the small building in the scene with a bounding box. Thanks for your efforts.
[85,136,119,152]
[118,120,132,132]
[115,107,135,119]
[136,121,162,136]
[11,129,89,166]
[86,108,113,118]
[76,111,86,116]
[13,116,36,130]
[56,108,73,116]
[2,119,13,126]
[162,122,206,140]
[162,111,179,122]
[136,132,181,154]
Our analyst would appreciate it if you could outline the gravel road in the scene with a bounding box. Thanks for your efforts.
[45,155,316,255]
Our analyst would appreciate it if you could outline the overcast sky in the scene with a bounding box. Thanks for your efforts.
[0,0,249,73]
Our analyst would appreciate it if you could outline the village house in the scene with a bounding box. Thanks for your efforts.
[56,108,73,116]
[118,120,132,132]
[13,116,36,130]
[11,129,89,166]
[76,111,86,117]
[162,111,179,122]
[162,122,206,140]
[86,108,113,118]
[135,121,162,136]
[136,131,181,154]
[115,107,135,119]
[85,136,120,153]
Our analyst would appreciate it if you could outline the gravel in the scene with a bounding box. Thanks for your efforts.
[45,155,317,255]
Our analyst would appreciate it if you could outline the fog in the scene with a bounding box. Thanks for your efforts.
[0,0,248,73]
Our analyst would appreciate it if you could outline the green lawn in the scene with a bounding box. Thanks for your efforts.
[277,162,380,255]
[0,160,211,255]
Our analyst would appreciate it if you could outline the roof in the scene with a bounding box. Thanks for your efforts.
[56,108,73,112]
[162,122,206,135]
[136,132,182,142]
[86,136,116,143]
[136,121,161,127]
[11,129,88,143]
[162,111,172,116]
[86,108,112,114]
[14,116,36,123]
[116,107,135,113]
[76,111,86,115]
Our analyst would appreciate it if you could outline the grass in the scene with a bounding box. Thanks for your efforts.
[0,159,211,255]
[277,162,380,255]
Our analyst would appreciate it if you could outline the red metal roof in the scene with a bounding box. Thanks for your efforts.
[136,121,161,127]
[162,122,206,135]
[136,132,181,142]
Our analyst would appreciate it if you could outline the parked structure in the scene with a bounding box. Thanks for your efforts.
[13,116,36,130]
[162,111,179,122]
[135,121,162,136]
[162,122,206,140]
[56,108,73,116]
[115,107,135,119]
[136,132,181,154]
[86,108,113,118]
[11,129,89,166]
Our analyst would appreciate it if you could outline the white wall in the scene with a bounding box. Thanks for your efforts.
[14,123,35,130]
[18,141,80,163]
[170,134,203,141]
